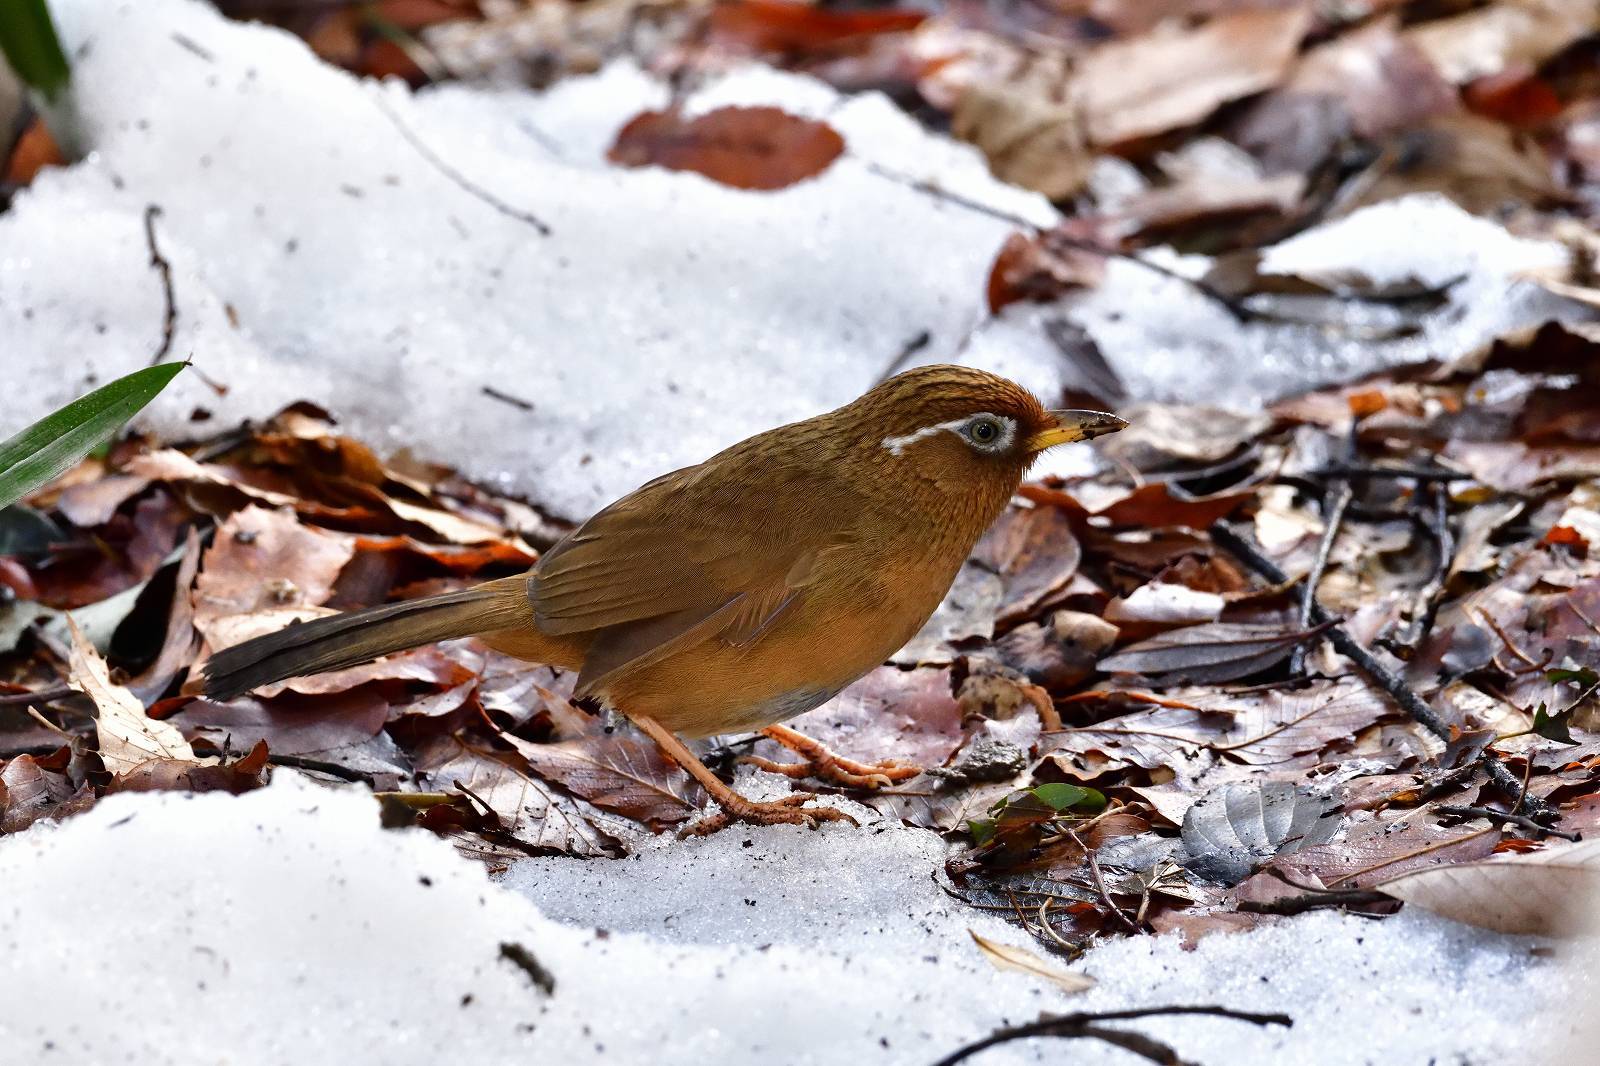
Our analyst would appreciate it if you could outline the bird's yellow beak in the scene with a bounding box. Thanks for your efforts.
[1025,410,1128,453]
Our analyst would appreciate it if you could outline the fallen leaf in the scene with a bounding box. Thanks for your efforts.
[68,618,196,776]
[415,734,625,857]
[708,0,925,55]
[1078,8,1311,145]
[1376,837,1600,936]
[509,732,704,827]
[1179,780,1343,885]
[968,929,1095,994]
[609,106,845,191]
[1098,621,1328,684]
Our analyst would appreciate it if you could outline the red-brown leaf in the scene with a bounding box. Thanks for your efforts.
[609,106,845,191]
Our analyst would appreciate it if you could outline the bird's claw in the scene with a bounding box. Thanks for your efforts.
[681,791,858,836]
[740,752,922,791]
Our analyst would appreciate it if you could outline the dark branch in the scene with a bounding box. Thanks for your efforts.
[1207,521,1557,822]
[929,1005,1293,1066]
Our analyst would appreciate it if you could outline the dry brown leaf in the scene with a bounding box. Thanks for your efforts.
[67,618,197,775]
[416,735,624,857]
[1377,838,1600,936]
[1078,7,1311,145]
[192,505,355,648]
[609,105,845,190]
[968,929,1095,994]
[509,732,704,827]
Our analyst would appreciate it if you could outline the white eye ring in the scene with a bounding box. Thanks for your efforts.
[961,414,1014,453]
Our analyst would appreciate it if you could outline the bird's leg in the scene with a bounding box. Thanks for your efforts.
[628,714,858,833]
[743,724,922,790]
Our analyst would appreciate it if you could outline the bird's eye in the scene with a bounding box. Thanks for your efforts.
[964,416,1008,449]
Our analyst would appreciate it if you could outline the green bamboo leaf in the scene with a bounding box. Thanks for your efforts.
[0,0,71,101]
[0,362,186,510]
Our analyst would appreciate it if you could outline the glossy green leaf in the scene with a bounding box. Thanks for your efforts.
[0,0,71,101]
[0,362,185,511]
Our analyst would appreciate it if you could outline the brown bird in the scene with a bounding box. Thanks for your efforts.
[203,366,1124,829]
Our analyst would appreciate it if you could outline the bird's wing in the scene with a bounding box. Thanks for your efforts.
[529,459,862,697]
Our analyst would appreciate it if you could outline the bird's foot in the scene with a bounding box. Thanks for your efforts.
[744,725,923,790]
[683,792,858,836]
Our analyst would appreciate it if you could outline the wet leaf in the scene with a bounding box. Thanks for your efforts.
[609,106,845,191]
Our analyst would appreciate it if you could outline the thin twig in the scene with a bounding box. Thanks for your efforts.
[1292,479,1351,675]
[1435,804,1581,842]
[1310,463,1471,482]
[144,204,178,365]
[481,385,536,411]
[1207,521,1557,822]
[374,94,552,237]
[0,685,76,708]
[928,1005,1293,1066]
[1067,828,1140,935]
[1398,483,1454,650]
[1237,889,1394,916]
[267,754,376,784]
[876,329,932,384]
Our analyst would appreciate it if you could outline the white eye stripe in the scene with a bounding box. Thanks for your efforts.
[880,413,1016,456]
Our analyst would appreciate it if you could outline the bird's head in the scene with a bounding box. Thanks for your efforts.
[849,366,1125,493]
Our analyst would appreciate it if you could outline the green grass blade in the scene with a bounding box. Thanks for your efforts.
[0,362,185,510]
[0,0,71,100]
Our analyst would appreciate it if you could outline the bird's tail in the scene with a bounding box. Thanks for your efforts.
[201,575,530,701]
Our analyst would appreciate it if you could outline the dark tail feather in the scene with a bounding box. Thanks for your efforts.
[202,576,528,701]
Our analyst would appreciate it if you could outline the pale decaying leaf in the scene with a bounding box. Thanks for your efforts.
[67,618,197,775]
[968,929,1095,994]
[1078,8,1311,145]
[1377,838,1600,937]
[1404,0,1600,85]
[951,51,1090,200]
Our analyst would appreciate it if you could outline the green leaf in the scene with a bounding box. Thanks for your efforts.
[1548,667,1600,688]
[1028,782,1106,813]
[0,0,71,101]
[1531,703,1578,746]
[0,362,185,510]
[966,818,996,846]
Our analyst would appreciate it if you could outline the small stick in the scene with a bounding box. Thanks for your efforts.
[1310,463,1471,482]
[1067,827,1140,935]
[374,94,552,237]
[268,754,375,785]
[1291,479,1351,675]
[1435,804,1581,842]
[1237,889,1394,916]
[1208,521,1556,821]
[0,685,76,708]
[144,204,178,366]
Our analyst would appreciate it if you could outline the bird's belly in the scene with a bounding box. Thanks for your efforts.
[600,598,930,738]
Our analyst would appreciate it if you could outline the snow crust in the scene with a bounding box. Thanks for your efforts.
[1,0,1575,518]
[0,773,1575,1066]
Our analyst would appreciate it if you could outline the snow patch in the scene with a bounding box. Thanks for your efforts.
[0,773,1573,1065]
